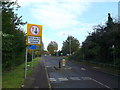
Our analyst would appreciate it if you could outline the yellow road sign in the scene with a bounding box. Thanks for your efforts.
[26,24,42,36]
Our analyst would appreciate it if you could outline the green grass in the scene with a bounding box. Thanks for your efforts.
[2,57,40,88]
[27,57,40,75]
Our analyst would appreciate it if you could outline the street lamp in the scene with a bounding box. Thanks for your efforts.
[63,33,72,56]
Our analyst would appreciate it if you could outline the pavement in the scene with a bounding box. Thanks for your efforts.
[22,57,51,89]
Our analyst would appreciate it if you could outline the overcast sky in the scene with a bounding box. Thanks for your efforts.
[11,0,119,50]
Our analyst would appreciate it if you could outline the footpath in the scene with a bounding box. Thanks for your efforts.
[22,58,51,89]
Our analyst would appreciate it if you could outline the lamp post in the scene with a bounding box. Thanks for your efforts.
[63,33,72,56]
[69,37,71,56]
[112,45,115,66]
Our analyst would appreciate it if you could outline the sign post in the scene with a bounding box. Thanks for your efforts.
[32,50,34,69]
[29,45,37,69]
[24,24,42,80]
[24,47,28,79]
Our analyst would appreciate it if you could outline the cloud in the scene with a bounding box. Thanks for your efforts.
[18,0,94,50]
[56,22,96,36]
[29,1,91,32]
[12,0,118,50]
[10,0,119,6]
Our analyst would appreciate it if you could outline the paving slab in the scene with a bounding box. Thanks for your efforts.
[22,58,51,89]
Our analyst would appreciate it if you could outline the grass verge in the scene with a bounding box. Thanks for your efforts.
[2,57,40,88]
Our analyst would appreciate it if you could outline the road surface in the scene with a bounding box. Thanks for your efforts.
[43,56,119,89]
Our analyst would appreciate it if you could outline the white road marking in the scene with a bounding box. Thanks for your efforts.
[46,66,50,68]
[49,78,56,82]
[58,78,68,81]
[91,78,114,90]
[34,86,39,88]
[45,65,52,88]
[93,67,99,69]
[70,77,81,80]
[81,77,92,80]
[81,68,86,70]
[68,67,72,69]
[64,67,72,70]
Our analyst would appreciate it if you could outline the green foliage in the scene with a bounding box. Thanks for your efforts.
[27,53,32,62]
[2,57,40,88]
[47,41,58,55]
[69,48,82,61]
[70,13,120,67]
[62,36,80,56]
[57,50,63,56]
[47,44,55,55]
[2,2,26,71]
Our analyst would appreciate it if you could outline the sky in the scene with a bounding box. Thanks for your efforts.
[11,0,119,50]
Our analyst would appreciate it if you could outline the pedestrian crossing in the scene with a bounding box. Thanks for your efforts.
[49,78,57,81]
[49,77,92,82]
[81,68,86,70]
[70,77,81,80]
[58,78,68,81]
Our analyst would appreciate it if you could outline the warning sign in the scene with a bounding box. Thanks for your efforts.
[27,24,42,36]
[26,36,42,46]
[30,26,40,35]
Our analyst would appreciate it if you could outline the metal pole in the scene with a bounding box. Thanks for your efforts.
[59,60,61,68]
[112,45,115,67]
[70,36,71,56]
[32,50,34,69]
[113,51,115,67]
[113,49,115,67]
[24,47,28,79]
[41,46,42,56]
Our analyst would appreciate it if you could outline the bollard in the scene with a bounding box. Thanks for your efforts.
[62,59,66,67]
[59,60,61,68]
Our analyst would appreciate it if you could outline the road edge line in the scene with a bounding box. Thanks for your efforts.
[42,58,51,90]
[92,67,120,77]
[91,78,114,90]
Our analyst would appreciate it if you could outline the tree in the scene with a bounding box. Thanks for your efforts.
[62,36,80,56]
[71,13,120,66]
[106,13,114,28]
[47,41,58,55]
[2,2,27,71]
[34,43,44,56]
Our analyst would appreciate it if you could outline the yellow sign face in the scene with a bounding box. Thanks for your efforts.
[26,36,42,46]
[26,24,42,36]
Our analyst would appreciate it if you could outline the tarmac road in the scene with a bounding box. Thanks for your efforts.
[43,56,119,89]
